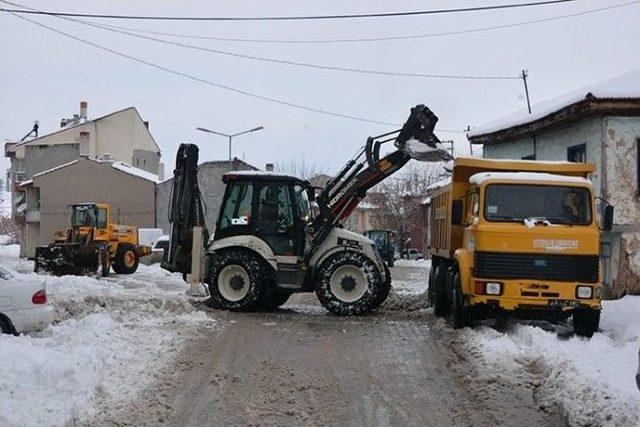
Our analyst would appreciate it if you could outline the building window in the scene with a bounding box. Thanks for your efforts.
[567,144,587,163]
[522,154,535,160]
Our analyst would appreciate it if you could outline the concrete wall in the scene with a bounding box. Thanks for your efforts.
[25,143,79,179]
[483,117,604,195]
[28,158,156,258]
[156,160,256,235]
[94,108,160,174]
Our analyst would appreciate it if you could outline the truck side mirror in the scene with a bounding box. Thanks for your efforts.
[603,205,614,232]
[452,199,463,226]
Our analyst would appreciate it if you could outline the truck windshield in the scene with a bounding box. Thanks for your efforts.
[484,184,591,225]
[71,206,97,227]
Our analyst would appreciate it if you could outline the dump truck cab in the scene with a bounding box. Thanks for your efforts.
[427,158,613,336]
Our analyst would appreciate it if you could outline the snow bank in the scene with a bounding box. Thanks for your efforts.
[393,259,430,268]
[0,245,215,426]
[468,296,640,425]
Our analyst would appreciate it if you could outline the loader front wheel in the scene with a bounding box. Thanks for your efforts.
[206,250,268,312]
[316,251,382,316]
[113,244,139,275]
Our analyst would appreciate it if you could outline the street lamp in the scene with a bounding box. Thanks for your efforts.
[196,125,264,171]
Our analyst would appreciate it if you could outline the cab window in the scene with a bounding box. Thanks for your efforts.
[97,208,108,229]
[71,206,96,227]
[218,182,254,232]
[293,184,311,221]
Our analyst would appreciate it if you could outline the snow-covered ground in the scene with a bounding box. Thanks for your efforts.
[392,259,640,425]
[0,244,216,427]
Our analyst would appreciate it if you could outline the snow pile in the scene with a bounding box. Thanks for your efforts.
[468,296,640,425]
[0,245,215,426]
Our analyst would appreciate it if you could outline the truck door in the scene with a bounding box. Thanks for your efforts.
[255,182,302,257]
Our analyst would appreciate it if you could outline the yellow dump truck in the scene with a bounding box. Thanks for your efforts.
[35,203,151,277]
[426,158,614,337]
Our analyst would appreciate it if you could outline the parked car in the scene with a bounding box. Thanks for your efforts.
[141,235,170,265]
[0,265,54,334]
[403,248,424,260]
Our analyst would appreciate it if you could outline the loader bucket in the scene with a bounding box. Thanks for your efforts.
[34,243,100,276]
[395,104,453,162]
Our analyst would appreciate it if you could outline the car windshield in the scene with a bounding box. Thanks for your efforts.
[71,205,96,227]
[0,265,14,280]
[484,184,592,225]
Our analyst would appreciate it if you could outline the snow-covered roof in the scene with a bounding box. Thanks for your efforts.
[111,161,160,183]
[31,158,159,183]
[468,69,640,138]
[469,172,591,186]
[225,170,303,181]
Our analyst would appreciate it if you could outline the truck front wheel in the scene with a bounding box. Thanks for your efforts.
[316,252,382,316]
[451,272,472,329]
[206,250,267,312]
[573,308,600,338]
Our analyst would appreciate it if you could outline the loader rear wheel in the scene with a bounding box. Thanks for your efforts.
[206,250,267,312]
[112,244,139,275]
[315,251,382,316]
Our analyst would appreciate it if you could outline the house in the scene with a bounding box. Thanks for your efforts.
[156,158,258,234]
[468,69,640,297]
[4,102,163,257]
[19,157,158,258]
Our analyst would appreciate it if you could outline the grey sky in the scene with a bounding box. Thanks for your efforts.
[1,0,639,176]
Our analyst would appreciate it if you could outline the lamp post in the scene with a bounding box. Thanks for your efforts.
[196,126,264,170]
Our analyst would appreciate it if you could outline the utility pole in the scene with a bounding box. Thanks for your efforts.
[521,69,532,114]
[196,126,264,170]
[465,126,473,156]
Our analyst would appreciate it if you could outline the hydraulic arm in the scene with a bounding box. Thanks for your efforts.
[306,104,449,260]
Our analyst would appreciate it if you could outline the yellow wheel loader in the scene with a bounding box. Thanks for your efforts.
[34,203,151,276]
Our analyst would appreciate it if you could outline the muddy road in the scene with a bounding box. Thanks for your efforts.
[98,264,565,426]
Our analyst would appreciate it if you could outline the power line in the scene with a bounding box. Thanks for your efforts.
[72,0,638,44]
[51,14,519,80]
[6,11,467,132]
[0,0,581,21]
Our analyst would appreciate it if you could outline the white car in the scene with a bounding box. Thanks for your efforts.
[0,265,54,334]
[403,248,424,260]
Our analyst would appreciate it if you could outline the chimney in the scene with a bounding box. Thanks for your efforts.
[80,101,88,120]
[60,118,68,128]
[73,114,80,125]
[143,121,149,129]
[265,163,274,172]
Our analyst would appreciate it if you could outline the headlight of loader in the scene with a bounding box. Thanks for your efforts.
[485,282,502,295]
[576,285,593,299]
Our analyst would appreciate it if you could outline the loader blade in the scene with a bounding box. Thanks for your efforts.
[35,244,100,276]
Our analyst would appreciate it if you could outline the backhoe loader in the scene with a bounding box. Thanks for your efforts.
[162,105,450,315]
[34,203,151,276]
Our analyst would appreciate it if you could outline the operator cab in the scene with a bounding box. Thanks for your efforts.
[69,204,109,229]
[215,172,313,258]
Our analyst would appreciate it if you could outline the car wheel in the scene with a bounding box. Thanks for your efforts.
[0,315,15,335]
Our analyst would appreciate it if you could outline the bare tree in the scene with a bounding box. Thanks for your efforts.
[0,215,18,243]
[275,158,327,180]
[371,162,447,256]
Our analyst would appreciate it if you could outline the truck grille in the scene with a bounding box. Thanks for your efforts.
[475,252,599,283]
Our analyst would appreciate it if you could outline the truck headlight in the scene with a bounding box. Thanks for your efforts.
[485,282,502,295]
[576,285,593,299]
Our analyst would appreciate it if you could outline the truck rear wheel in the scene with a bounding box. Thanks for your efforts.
[433,266,450,317]
[112,244,139,274]
[573,308,600,337]
[315,251,382,316]
[206,250,267,312]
